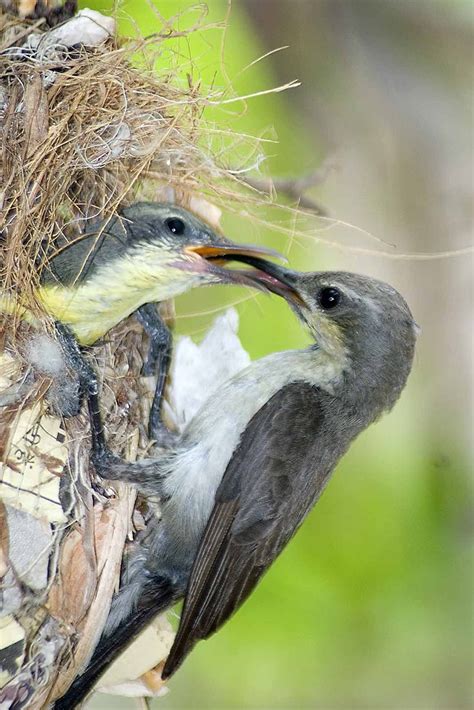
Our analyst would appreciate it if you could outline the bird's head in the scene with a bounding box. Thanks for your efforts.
[239,258,418,409]
[114,203,285,291]
[43,202,285,295]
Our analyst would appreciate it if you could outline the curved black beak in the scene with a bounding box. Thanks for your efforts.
[212,254,306,306]
[179,243,297,294]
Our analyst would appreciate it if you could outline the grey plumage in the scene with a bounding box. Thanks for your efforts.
[162,271,417,676]
[54,268,417,708]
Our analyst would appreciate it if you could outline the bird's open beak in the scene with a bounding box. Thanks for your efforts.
[176,242,305,303]
[178,243,294,293]
[209,253,307,307]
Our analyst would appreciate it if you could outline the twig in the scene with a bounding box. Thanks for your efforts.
[239,156,338,216]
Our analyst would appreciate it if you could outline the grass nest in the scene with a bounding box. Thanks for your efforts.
[0,5,284,705]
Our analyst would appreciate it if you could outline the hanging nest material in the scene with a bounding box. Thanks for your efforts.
[0,5,286,706]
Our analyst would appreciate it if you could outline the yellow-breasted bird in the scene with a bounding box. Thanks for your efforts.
[1,202,281,442]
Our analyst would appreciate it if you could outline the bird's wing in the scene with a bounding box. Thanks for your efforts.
[163,381,334,679]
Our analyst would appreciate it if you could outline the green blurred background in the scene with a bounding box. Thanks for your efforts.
[82,1,473,708]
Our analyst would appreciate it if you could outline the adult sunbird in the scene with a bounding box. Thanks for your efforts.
[1,203,281,439]
[53,261,417,708]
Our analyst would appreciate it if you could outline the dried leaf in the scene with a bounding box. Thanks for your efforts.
[98,614,174,691]
[46,503,122,626]
[23,74,49,158]
[46,525,95,627]
[47,487,135,702]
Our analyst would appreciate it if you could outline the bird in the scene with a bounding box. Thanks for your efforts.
[0,202,281,443]
[52,263,417,708]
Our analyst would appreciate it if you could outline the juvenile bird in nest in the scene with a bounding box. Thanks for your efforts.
[0,203,281,442]
[53,261,417,708]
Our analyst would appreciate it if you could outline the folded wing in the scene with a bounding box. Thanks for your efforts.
[162,380,332,679]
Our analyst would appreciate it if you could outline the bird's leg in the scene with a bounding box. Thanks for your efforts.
[54,322,108,459]
[90,451,169,499]
[55,324,126,499]
[135,303,174,445]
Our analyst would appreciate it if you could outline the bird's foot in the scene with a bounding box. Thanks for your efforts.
[148,417,179,450]
[91,445,125,481]
[91,480,115,499]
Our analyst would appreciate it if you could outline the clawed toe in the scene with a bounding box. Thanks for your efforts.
[149,421,179,449]
[91,480,115,498]
[91,447,123,479]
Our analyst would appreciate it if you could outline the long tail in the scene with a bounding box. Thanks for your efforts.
[52,577,179,709]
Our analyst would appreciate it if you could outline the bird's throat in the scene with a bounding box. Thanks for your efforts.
[38,259,202,345]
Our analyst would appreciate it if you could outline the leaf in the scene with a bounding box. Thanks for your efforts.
[23,74,49,158]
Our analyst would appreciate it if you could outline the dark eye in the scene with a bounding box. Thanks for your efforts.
[165,217,186,236]
[318,286,341,310]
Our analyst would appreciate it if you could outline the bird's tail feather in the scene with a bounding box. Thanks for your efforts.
[52,576,178,709]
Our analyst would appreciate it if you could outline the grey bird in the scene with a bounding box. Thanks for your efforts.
[53,264,417,708]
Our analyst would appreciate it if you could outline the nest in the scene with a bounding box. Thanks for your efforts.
[0,6,248,311]
[0,5,281,706]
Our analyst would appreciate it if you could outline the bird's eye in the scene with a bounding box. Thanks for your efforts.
[318,286,341,310]
[165,217,186,236]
